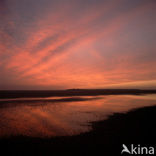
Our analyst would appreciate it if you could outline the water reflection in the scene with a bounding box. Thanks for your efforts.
[0,95,156,138]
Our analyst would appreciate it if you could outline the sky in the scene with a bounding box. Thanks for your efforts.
[0,0,156,90]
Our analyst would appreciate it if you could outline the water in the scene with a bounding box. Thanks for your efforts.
[0,94,156,138]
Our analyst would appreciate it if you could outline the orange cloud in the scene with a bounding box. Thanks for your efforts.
[0,0,156,89]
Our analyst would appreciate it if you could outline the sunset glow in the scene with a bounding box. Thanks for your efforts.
[0,0,156,90]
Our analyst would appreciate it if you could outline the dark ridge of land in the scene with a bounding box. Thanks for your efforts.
[0,97,100,108]
[0,89,156,99]
[0,105,156,156]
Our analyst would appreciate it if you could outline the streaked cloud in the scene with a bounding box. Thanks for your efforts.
[0,0,156,89]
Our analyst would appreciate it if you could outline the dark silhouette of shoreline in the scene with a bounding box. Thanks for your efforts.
[0,96,100,108]
[0,105,156,156]
[0,89,156,99]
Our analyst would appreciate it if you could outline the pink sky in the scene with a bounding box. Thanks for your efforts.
[0,0,156,90]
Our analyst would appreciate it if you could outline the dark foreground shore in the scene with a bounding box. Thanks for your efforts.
[0,105,156,156]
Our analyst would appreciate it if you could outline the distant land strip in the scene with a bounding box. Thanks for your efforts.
[0,89,156,99]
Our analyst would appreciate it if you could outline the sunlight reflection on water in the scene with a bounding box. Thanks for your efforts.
[0,94,156,138]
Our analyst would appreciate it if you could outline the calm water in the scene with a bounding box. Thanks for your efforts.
[0,94,156,138]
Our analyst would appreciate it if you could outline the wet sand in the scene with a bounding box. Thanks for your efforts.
[0,105,156,156]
